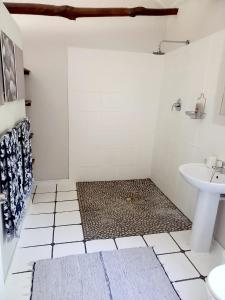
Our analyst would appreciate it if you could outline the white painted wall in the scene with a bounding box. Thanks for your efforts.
[151,29,225,248]
[23,44,68,180]
[68,48,163,181]
[165,0,225,52]
[0,0,25,290]
[17,0,167,181]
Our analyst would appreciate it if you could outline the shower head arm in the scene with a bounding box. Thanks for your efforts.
[159,39,190,50]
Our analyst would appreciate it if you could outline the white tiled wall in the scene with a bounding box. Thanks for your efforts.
[68,48,163,181]
[151,29,225,248]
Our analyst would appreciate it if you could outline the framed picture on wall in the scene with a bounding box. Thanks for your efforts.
[0,31,17,102]
[0,48,4,105]
[14,45,25,100]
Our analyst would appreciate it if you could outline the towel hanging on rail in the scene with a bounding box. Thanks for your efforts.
[16,118,33,196]
[0,118,32,237]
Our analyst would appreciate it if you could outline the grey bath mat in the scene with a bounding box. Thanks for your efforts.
[77,179,191,240]
[31,247,179,300]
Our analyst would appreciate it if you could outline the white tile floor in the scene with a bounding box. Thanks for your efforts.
[115,236,146,249]
[56,200,79,212]
[29,202,55,214]
[143,233,180,254]
[53,242,85,258]
[54,224,84,243]
[57,191,78,201]
[86,239,117,253]
[55,211,81,226]
[5,179,225,300]
[33,192,55,203]
[23,213,54,228]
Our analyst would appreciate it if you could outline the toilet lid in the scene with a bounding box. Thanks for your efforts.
[207,265,225,300]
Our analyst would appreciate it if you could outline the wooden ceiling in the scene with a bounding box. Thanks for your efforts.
[4,2,179,20]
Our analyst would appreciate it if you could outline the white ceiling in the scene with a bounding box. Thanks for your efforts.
[4,0,186,53]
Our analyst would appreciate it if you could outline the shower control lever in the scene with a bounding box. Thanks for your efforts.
[171,98,182,111]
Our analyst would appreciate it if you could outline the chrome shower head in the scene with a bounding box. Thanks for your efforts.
[153,39,190,55]
[152,49,165,55]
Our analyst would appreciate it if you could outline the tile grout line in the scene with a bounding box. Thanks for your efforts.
[168,232,187,252]
[30,199,78,205]
[29,262,36,300]
[141,235,149,247]
[12,269,33,275]
[152,247,182,300]
[31,184,37,205]
[173,276,204,284]
[113,238,118,250]
[168,233,204,279]
[21,239,85,249]
[51,185,57,259]
[29,209,79,216]
[23,222,82,230]
[141,234,205,296]
[84,241,87,253]
[142,234,181,256]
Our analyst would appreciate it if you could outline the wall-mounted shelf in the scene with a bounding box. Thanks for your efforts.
[185,111,206,119]
[25,100,32,107]
[24,68,30,75]
[185,93,207,120]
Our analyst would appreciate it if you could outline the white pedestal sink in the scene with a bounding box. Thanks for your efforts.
[179,163,225,252]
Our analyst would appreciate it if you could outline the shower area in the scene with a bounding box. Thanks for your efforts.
[67,31,225,245]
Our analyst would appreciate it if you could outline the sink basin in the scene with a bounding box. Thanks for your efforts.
[179,163,225,194]
[179,163,225,252]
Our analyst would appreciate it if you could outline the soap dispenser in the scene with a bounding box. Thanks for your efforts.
[195,93,205,118]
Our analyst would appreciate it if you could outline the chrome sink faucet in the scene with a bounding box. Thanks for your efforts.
[213,160,225,173]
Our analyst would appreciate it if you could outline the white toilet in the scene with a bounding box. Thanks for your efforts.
[207,265,225,300]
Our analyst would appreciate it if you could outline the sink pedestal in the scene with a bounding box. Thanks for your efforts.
[191,191,220,252]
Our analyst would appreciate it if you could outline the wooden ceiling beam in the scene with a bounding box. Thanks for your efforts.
[4,3,178,20]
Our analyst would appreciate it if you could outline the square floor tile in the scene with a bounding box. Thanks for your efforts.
[185,242,225,276]
[19,227,53,247]
[86,239,116,253]
[36,182,56,193]
[57,191,77,201]
[53,242,85,258]
[33,193,55,203]
[170,230,191,251]
[158,253,199,282]
[54,225,83,243]
[173,279,208,300]
[29,202,55,214]
[5,272,32,300]
[56,200,79,212]
[57,180,76,192]
[55,211,81,226]
[115,236,146,250]
[10,245,52,273]
[23,214,54,228]
[144,233,180,254]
